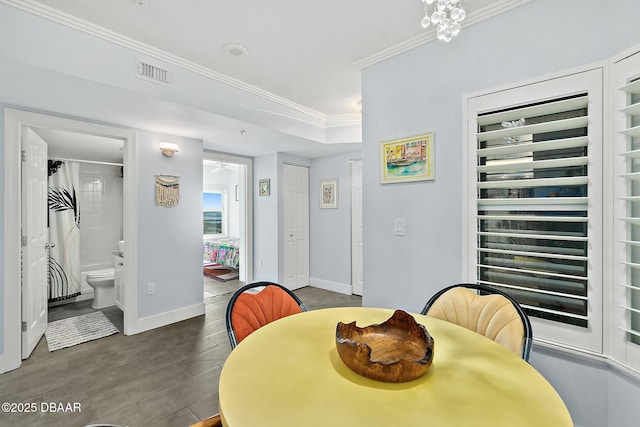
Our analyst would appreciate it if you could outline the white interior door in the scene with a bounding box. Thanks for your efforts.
[351,160,363,296]
[21,127,49,359]
[283,164,309,290]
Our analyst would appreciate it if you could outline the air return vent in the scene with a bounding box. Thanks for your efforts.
[136,60,172,86]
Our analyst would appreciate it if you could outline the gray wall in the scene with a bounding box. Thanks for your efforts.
[253,153,280,281]
[0,8,208,363]
[361,0,640,426]
[135,131,203,319]
[310,151,361,293]
[252,152,312,285]
[254,150,361,291]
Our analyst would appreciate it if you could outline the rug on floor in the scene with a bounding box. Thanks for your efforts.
[45,311,120,352]
[204,265,239,282]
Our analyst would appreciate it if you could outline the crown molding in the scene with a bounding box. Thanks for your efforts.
[326,113,362,128]
[0,0,330,123]
[353,0,532,70]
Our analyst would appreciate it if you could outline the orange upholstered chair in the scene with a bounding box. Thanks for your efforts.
[189,413,222,427]
[225,282,308,348]
[422,283,532,361]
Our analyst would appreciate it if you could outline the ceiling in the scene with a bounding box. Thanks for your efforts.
[11,0,521,160]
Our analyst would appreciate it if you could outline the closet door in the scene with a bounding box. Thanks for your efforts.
[283,164,309,290]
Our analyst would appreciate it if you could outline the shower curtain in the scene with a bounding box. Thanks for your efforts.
[48,160,81,302]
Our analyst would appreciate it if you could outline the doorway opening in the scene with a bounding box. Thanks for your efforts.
[39,128,125,354]
[202,152,253,286]
[2,109,136,373]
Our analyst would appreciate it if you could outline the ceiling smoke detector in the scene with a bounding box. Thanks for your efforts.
[223,43,249,57]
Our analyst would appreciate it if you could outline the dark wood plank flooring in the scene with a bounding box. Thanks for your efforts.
[0,279,361,427]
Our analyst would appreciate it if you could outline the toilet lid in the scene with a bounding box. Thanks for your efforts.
[87,270,114,279]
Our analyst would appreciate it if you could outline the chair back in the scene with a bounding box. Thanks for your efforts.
[422,283,532,361]
[226,281,308,348]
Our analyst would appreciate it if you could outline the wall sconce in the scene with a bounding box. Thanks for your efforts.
[159,142,179,157]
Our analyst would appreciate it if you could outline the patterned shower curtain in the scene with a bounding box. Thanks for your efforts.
[48,160,81,302]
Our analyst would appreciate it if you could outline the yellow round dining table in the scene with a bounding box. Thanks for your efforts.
[218,307,573,427]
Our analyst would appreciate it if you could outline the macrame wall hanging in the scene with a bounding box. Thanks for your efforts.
[156,175,180,207]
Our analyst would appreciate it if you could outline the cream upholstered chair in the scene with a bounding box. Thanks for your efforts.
[421,283,532,361]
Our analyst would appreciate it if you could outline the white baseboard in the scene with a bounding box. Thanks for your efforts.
[127,302,205,335]
[309,277,352,295]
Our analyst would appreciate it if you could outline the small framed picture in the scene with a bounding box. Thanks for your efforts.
[320,179,338,208]
[259,179,270,196]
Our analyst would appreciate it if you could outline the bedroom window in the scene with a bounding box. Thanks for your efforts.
[465,69,603,353]
[203,192,225,236]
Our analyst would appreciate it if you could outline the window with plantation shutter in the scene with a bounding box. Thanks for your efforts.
[612,50,640,370]
[465,69,603,352]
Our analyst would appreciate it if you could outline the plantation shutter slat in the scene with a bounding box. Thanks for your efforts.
[478,176,587,190]
[479,231,588,242]
[620,101,640,116]
[477,96,589,126]
[477,116,589,143]
[477,156,588,173]
[621,149,640,159]
[476,92,590,328]
[621,125,640,138]
[477,136,588,157]
[621,172,640,180]
[478,197,587,209]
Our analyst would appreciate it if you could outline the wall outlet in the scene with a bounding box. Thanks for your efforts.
[147,282,156,295]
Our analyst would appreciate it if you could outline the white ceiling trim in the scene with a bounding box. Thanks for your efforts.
[0,0,338,124]
[326,114,362,128]
[353,0,533,70]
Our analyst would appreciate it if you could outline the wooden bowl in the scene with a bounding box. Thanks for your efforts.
[335,310,435,382]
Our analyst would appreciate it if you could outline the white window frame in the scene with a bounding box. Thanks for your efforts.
[611,47,640,370]
[464,46,640,375]
[463,67,604,354]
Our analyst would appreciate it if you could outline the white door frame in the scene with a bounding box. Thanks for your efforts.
[203,151,253,283]
[350,159,363,296]
[1,109,137,374]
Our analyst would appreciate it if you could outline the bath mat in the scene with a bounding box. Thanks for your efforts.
[45,311,119,352]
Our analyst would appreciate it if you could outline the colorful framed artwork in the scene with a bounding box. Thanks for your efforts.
[380,132,435,184]
[320,179,338,208]
[259,179,270,196]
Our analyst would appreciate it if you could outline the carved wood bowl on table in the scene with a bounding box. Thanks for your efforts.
[335,309,435,383]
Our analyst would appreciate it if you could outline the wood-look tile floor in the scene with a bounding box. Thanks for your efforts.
[0,279,361,427]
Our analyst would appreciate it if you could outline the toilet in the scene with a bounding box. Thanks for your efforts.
[85,268,115,309]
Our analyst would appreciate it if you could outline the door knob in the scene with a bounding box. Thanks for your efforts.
[45,243,56,249]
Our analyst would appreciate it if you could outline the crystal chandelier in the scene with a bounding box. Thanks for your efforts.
[420,0,466,42]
